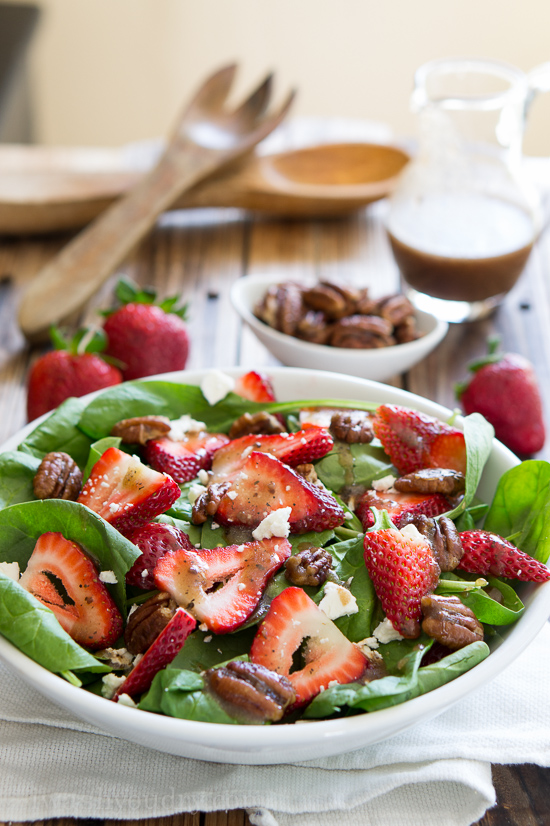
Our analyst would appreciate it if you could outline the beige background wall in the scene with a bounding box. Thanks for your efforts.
[11,0,550,155]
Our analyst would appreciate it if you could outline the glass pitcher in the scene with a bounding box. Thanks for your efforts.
[386,58,550,322]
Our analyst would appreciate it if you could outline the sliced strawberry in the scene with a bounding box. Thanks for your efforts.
[125,522,194,589]
[154,537,291,633]
[214,451,344,534]
[77,447,181,535]
[363,526,440,638]
[250,587,367,707]
[234,370,277,403]
[210,427,334,482]
[356,489,451,530]
[458,530,550,582]
[114,607,196,700]
[373,405,466,475]
[19,531,123,650]
[145,431,230,484]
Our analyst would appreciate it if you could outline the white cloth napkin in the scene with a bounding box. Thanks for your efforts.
[1,624,550,826]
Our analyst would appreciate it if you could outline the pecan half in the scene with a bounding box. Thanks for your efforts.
[124,592,178,655]
[330,410,375,444]
[376,294,416,327]
[394,468,466,497]
[285,545,332,586]
[395,316,421,343]
[110,415,171,445]
[294,463,320,485]
[191,481,232,525]
[329,315,395,349]
[296,310,333,344]
[229,411,285,439]
[406,514,464,571]
[204,660,295,723]
[33,451,83,501]
[421,594,484,650]
[303,284,348,319]
[320,279,362,314]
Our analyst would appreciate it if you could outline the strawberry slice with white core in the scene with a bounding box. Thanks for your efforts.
[77,446,181,534]
[210,427,333,482]
[154,537,291,633]
[250,587,368,707]
[125,522,194,589]
[356,489,451,530]
[19,531,123,650]
[144,431,230,484]
[214,451,344,534]
[233,370,277,403]
[113,607,196,700]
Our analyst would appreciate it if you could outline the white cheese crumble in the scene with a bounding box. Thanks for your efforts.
[373,617,404,644]
[198,469,210,485]
[226,490,238,500]
[399,523,425,542]
[101,673,127,699]
[99,570,118,584]
[200,370,235,405]
[108,502,122,514]
[318,582,359,620]
[356,639,386,663]
[252,507,292,540]
[372,474,397,492]
[188,482,207,505]
[117,693,138,708]
[0,561,20,581]
[168,414,207,441]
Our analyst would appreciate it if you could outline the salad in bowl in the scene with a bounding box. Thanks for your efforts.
[0,367,548,765]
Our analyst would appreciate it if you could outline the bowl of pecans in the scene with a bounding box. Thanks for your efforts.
[230,274,448,381]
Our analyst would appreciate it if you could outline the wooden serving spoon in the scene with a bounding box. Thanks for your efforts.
[17,65,295,342]
[0,141,409,234]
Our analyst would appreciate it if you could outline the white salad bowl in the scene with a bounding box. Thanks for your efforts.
[0,367,548,765]
[230,274,448,380]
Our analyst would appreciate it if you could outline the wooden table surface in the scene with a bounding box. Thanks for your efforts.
[0,144,549,825]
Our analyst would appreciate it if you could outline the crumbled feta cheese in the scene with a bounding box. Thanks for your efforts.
[99,570,118,584]
[198,469,210,485]
[168,414,207,441]
[117,693,138,708]
[399,523,425,542]
[236,544,246,553]
[199,623,208,632]
[95,647,134,670]
[101,673,127,699]
[211,522,220,531]
[357,636,380,652]
[201,370,235,405]
[373,617,404,644]
[238,582,246,591]
[328,680,338,688]
[188,482,207,505]
[372,475,397,492]
[0,561,20,582]
[108,502,121,514]
[318,582,359,620]
[227,490,238,500]
[204,635,212,643]
[252,507,292,540]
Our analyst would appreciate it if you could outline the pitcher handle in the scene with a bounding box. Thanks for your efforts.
[526,63,550,115]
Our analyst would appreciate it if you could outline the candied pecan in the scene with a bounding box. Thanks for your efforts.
[296,310,333,344]
[329,315,395,349]
[204,660,295,722]
[355,292,379,315]
[406,514,464,572]
[319,280,362,314]
[111,415,171,445]
[395,316,421,344]
[254,284,280,328]
[229,411,285,439]
[255,282,304,335]
[376,294,416,327]
[394,468,466,497]
[124,592,178,655]
[33,451,83,501]
[303,284,348,319]
[294,463,320,485]
[191,481,232,524]
[421,594,484,650]
[285,545,332,586]
[330,410,375,444]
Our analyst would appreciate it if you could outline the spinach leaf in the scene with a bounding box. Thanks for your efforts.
[169,626,256,673]
[83,437,121,482]
[446,413,494,521]
[327,535,377,641]
[18,397,93,468]
[0,500,140,612]
[437,572,525,625]
[139,668,242,723]
[0,574,109,675]
[483,461,550,563]
[0,451,40,509]
[315,442,393,494]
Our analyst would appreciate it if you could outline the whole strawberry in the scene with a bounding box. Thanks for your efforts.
[456,338,545,455]
[27,327,122,421]
[103,278,189,380]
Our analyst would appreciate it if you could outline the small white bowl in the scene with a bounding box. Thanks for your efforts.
[230,274,448,381]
